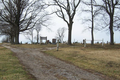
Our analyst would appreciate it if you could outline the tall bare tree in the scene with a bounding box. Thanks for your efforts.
[95,0,120,45]
[52,0,81,45]
[82,0,101,45]
[0,0,47,44]
[23,28,34,44]
[91,0,94,45]
[35,24,41,44]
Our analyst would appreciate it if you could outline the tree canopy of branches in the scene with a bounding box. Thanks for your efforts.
[95,0,120,45]
[53,0,81,45]
[0,0,47,44]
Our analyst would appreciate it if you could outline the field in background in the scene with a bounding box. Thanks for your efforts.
[0,44,35,80]
[44,44,120,79]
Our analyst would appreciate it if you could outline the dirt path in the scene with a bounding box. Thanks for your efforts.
[3,45,113,80]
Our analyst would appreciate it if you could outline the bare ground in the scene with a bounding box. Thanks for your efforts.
[3,44,114,80]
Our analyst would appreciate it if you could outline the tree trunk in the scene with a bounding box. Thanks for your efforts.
[14,0,20,44]
[91,0,94,45]
[16,33,19,44]
[37,32,39,44]
[109,15,114,45]
[68,24,72,45]
[91,25,94,45]
[15,27,19,44]
[32,33,33,44]
[15,33,19,44]
[10,35,14,44]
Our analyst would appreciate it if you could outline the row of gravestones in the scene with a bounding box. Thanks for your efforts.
[40,36,57,44]
[45,39,56,44]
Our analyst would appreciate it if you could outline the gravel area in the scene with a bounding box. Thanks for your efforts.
[3,45,114,80]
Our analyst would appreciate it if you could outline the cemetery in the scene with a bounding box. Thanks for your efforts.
[0,0,120,80]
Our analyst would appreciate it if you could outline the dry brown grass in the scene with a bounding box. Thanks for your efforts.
[44,44,120,79]
[8,43,120,79]
[10,43,74,48]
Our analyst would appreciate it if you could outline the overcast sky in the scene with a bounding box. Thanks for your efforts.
[18,0,120,44]
[19,13,120,44]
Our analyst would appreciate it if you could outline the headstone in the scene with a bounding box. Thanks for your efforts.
[52,39,56,44]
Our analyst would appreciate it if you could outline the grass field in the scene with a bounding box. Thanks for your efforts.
[0,44,35,80]
[44,44,120,79]
[6,43,120,79]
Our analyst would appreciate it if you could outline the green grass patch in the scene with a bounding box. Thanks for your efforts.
[0,46,35,80]
[44,44,120,79]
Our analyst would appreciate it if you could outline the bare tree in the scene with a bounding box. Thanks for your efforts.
[95,0,120,45]
[23,24,41,44]
[56,27,66,43]
[52,0,81,45]
[82,0,101,45]
[35,24,41,44]
[91,0,94,45]
[23,28,34,44]
[0,0,48,44]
